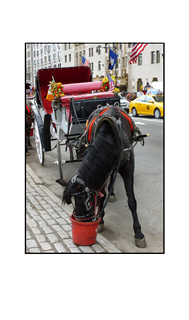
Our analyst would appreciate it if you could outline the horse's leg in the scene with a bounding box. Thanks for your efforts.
[108,170,116,202]
[98,187,106,232]
[119,157,147,248]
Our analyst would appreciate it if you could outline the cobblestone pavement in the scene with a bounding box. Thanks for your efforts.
[26,164,121,253]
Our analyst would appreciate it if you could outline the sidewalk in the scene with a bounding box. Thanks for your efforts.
[26,164,121,253]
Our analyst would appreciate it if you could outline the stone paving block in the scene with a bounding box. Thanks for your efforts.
[40,242,52,251]
[27,208,38,217]
[46,219,57,225]
[46,208,55,213]
[55,218,67,225]
[37,220,47,228]
[54,243,67,253]
[31,227,41,235]
[58,230,70,239]
[63,239,77,248]
[33,204,43,210]
[69,247,82,253]
[36,234,46,243]
[38,210,47,215]
[58,211,69,219]
[62,224,72,232]
[52,225,63,232]
[92,244,106,253]
[79,246,94,253]
[41,226,52,234]
[32,215,43,221]
[27,218,37,228]
[49,212,60,219]
[26,231,31,239]
[29,248,41,253]
[47,234,58,243]
[41,213,52,220]
[26,239,38,248]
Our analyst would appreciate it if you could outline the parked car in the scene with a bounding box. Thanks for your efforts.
[118,93,130,113]
[129,95,164,119]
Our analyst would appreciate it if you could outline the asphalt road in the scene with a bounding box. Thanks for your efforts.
[26,114,164,253]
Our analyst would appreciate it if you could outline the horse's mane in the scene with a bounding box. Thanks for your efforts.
[78,133,118,190]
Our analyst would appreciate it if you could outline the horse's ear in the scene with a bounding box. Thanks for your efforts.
[56,179,68,187]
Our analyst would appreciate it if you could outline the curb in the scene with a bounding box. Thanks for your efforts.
[26,164,121,253]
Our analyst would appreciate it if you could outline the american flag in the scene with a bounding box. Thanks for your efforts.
[82,56,90,66]
[129,43,148,64]
[107,72,115,92]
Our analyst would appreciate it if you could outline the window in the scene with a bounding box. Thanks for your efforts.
[44,46,47,54]
[45,56,47,63]
[145,96,154,102]
[69,43,71,49]
[137,96,146,102]
[58,63,61,67]
[34,60,36,66]
[53,44,56,50]
[151,51,155,64]
[48,45,51,53]
[41,58,43,64]
[65,55,67,63]
[58,51,61,59]
[69,54,71,62]
[128,43,132,48]
[138,54,142,65]
[65,44,67,50]
[48,55,51,62]
[89,62,93,71]
[37,59,39,65]
[53,53,56,60]
[105,43,108,53]
[28,51,30,58]
[41,48,43,55]
[156,50,160,63]
[33,51,36,58]
[97,45,101,54]
[89,47,93,57]
[37,51,39,57]
[98,61,101,71]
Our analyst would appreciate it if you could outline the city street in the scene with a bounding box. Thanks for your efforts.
[26,115,164,253]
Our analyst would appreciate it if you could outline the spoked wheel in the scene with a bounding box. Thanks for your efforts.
[57,139,63,179]
[34,119,44,165]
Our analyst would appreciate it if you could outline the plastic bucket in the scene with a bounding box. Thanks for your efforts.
[69,215,101,246]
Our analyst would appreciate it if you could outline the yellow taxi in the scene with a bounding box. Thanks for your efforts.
[129,95,164,119]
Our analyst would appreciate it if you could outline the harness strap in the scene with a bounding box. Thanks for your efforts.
[87,106,110,141]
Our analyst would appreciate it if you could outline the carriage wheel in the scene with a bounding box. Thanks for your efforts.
[34,119,44,165]
[57,139,63,179]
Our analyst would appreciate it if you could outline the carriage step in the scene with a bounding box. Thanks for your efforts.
[53,160,66,165]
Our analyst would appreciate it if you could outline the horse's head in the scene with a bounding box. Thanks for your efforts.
[56,176,104,221]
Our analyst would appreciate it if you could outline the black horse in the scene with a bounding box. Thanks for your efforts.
[57,105,147,248]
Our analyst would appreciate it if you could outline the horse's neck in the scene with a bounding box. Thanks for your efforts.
[78,134,117,190]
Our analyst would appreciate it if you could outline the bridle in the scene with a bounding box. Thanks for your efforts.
[70,174,104,222]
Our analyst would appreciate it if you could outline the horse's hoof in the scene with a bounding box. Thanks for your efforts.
[109,195,116,202]
[98,224,104,232]
[135,237,147,248]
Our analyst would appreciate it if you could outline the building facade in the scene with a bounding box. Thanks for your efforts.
[26,43,164,92]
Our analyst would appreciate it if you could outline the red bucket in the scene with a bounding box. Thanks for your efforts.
[69,215,101,246]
